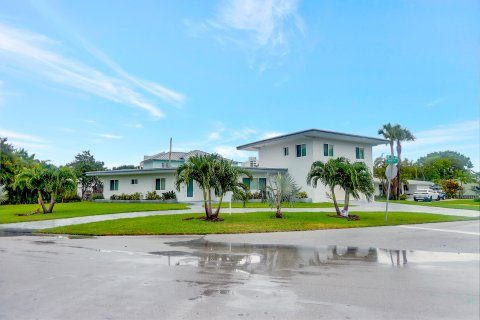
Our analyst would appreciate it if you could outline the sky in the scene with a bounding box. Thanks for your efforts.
[0,0,479,170]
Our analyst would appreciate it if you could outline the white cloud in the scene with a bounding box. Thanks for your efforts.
[425,97,445,108]
[0,23,186,118]
[373,120,480,170]
[97,133,123,140]
[0,128,47,143]
[126,123,143,129]
[57,127,75,133]
[214,145,252,160]
[261,131,284,139]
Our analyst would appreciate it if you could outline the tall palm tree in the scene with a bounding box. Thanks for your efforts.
[378,123,403,199]
[395,127,415,198]
[211,158,252,218]
[306,158,348,215]
[266,173,300,218]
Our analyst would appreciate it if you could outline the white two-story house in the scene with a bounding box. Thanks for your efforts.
[237,129,388,202]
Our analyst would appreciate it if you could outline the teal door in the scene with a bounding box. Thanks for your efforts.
[187,178,194,197]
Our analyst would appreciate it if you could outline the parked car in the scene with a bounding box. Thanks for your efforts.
[413,189,439,202]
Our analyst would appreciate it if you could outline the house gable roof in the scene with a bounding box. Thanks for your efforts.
[237,129,389,151]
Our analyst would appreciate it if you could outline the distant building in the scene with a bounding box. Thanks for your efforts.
[242,157,258,167]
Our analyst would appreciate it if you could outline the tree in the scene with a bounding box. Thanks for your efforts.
[378,123,400,156]
[211,158,252,218]
[175,154,218,220]
[68,151,105,200]
[266,173,300,218]
[441,179,461,198]
[307,158,346,215]
[340,161,375,214]
[417,151,473,171]
[0,185,7,204]
[394,126,415,198]
[112,165,137,170]
[14,165,77,213]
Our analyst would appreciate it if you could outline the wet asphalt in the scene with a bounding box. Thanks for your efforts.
[0,220,478,319]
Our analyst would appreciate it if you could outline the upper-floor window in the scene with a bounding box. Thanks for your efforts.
[283,147,289,156]
[155,178,166,190]
[296,144,306,157]
[131,179,138,185]
[324,144,334,157]
[110,180,119,191]
[355,147,364,160]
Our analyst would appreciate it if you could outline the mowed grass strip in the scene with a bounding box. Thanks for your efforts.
[377,199,480,211]
[0,202,189,224]
[37,211,478,236]
[212,202,336,209]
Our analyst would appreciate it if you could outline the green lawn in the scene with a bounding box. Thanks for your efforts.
[211,202,336,208]
[37,211,477,236]
[0,202,189,224]
[377,199,480,211]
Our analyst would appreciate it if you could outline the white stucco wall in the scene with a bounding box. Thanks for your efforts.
[257,137,374,202]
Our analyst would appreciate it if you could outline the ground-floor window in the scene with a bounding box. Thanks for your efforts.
[155,178,166,190]
[131,179,138,185]
[250,178,267,190]
[110,180,119,191]
[242,177,251,189]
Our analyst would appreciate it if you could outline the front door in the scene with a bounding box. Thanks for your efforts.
[187,178,194,197]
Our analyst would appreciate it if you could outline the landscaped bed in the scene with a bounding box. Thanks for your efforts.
[0,202,190,224]
[36,211,478,236]
[210,202,336,208]
[376,199,479,211]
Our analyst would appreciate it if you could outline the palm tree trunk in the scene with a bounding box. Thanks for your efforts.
[207,189,213,218]
[390,142,394,156]
[37,190,47,214]
[47,192,56,213]
[330,187,341,215]
[214,195,223,216]
[343,191,350,212]
[202,190,209,218]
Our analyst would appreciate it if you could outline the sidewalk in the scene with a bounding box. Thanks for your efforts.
[0,201,477,231]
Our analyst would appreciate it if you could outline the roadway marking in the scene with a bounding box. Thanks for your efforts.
[397,225,480,236]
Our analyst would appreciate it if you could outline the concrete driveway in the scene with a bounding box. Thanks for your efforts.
[0,220,478,319]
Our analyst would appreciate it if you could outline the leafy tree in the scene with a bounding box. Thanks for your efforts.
[112,165,137,170]
[441,179,461,198]
[68,151,105,200]
[307,158,346,215]
[417,151,473,171]
[0,185,8,204]
[266,173,300,218]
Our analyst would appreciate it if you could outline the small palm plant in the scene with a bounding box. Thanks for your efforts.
[266,173,300,218]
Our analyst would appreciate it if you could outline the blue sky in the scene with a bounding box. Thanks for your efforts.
[0,0,479,170]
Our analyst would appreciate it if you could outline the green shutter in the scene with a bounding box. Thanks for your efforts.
[360,148,364,159]
[259,178,266,191]
[356,147,360,159]
[329,145,334,157]
[324,144,328,156]
[155,178,160,190]
[187,178,194,197]
[296,145,301,157]
[302,144,306,157]
[161,178,166,190]
[242,178,251,189]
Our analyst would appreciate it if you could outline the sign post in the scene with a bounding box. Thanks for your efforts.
[384,157,398,223]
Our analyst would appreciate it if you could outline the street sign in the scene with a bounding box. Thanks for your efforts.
[385,164,398,180]
[386,155,398,164]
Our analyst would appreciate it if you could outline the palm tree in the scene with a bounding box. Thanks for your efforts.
[340,161,375,214]
[211,158,252,218]
[14,165,77,213]
[175,154,218,219]
[378,123,403,199]
[395,127,415,198]
[266,173,300,218]
[306,158,347,215]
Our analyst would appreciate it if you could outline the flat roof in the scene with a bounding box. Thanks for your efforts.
[237,128,389,151]
[86,167,287,177]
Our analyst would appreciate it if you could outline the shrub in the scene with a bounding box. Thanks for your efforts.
[399,194,407,200]
[92,193,104,200]
[146,191,162,200]
[162,190,177,200]
[441,179,461,198]
[474,198,480,202]
[110,193,141,200]
[297,191,308,199]
[374,195,387,201]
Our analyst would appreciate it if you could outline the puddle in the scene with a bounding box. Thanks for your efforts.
[134,239,480,275]
[0,228,33,237]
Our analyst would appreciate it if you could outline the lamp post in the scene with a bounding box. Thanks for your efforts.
[0,137,7,183]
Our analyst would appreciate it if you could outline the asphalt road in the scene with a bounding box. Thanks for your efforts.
[0,220,479,320]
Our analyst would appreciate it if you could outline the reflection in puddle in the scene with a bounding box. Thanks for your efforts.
[143,239,480,275]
